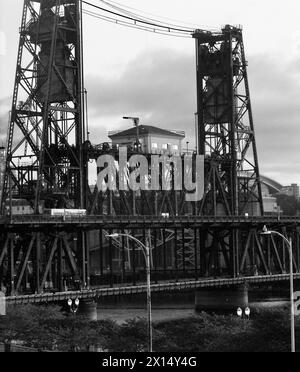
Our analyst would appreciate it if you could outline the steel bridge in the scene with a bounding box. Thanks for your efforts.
[5,274,300,306]
[1,215,300,298]
[0,1,298,302]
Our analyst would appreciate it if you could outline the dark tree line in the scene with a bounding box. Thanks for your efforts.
[0,304,299,352]
[275,194,300,216]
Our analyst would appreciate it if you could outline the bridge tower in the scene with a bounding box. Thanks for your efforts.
[0,0,89,295]
[194,25,264,217]
[1,0,87,213]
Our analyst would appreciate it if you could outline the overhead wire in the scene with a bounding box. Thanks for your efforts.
[96,0,195,31]
[82,8,193,38]
[97,0,219,31]
[81,0,197,34]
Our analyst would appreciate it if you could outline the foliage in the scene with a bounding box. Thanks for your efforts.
[0,304,299,352]
[275,194,300,216]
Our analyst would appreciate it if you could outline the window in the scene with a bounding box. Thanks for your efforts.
[152,143,158,149]
[162,144,168,150]
[173,145,179,151]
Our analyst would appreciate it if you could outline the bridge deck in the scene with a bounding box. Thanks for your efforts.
[1,215,299,230]
[5,274,300,305]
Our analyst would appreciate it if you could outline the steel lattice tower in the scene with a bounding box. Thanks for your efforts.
[1,0,87,213]
[194,25,264,217]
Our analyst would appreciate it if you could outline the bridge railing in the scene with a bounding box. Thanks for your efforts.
[1,214,300,225]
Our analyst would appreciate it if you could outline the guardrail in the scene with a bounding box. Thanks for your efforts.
[1,214,300,226]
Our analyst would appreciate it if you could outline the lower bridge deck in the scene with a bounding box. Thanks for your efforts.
[5,274,300,305]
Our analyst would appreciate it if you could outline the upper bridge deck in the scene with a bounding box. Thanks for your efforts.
[0,215,299,231]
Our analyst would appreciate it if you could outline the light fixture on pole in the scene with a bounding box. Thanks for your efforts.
[123,116,140,151]
[245,307,251,319]
[106,232,153,352]
[261,225,295,353]
[68,298,80,315]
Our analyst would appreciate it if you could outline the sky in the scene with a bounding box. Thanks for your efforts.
[0,0,300,186]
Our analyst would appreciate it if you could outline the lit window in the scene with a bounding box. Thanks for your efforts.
[162,144,168,150]
[173,145,179,150]
[152,143,158,149]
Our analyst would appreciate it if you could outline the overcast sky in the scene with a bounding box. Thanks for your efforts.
[0,0,300,186]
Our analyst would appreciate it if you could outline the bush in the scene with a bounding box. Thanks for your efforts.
[0,304,298,352]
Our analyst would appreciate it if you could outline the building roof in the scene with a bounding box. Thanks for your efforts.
[109,125,185,139]
[260,175,283,194]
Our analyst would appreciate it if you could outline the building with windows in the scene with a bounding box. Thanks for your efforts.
[279,184,300,200]
[108,125,185,155]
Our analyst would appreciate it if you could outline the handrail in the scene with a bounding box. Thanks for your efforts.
[0,215,299,224]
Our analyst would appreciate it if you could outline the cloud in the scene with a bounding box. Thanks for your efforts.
[86,48,300,186]
[0,47,299,186]
[86,48,197,142]
[248,55,300,184]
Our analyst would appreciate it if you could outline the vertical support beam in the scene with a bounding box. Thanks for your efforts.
[182,228,186,274]
[99,228,104,277]
[57,237,63,292]
[230,229,238,277]
[194,227,198,280]
[132,231,136,286]
[200,229,206,276]
[36,232,41,293]
[296,228,300,272]
[108,230,113,288]
[153,229,158,283]
[121,230,126,283]
[174,228,178,281]
[163,229,167,278]
[80,231,87,289]
[267,234,271,274]
[8,236,15,296]
[85,232,90,288]
[195,37,205,156]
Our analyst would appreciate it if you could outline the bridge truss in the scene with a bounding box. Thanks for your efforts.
[0,1,298,298]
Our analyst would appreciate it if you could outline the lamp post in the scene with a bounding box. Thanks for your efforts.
[68,298,80,315]
[123,116,140,151]
[106,232,152,352]
[261,225,295,352]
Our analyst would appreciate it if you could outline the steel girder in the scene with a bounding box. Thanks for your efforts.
[1,0,87,213]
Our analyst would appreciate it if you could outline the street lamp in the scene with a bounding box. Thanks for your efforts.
[106,232,153,352]
[68,298,80,315]
[123,116,140,151]
[261,225,295,353]
[237,307,243,318]
[237,307,250,319]
[245,307,251,320]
